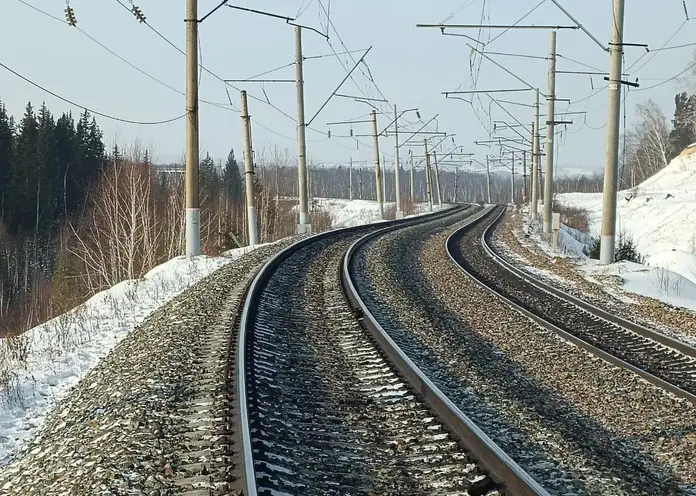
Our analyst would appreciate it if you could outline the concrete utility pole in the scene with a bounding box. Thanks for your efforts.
[240,91,258,246]
[511,152,516,205]
[433,150,443,208]
[371,111,385,219]
[454,166,459,203]
[382,153,387,203]
[393,105,404,218]
[522,150,528,203]
[424,140,433,211]
[409,150,415,201]
[531,88,541,220]
[486,155,492,203]
[543,31,557,233]
[600,0,626,264]
[185,0,200,256]
[349,157,353,201]
[295,26,311,234]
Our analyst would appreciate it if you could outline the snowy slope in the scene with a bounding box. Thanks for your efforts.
[558,148,696,285]
[0,247,265,465]
[0,200,445,465]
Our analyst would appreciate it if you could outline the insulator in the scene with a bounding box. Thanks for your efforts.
[65,6,77,26]
[131,5,147,23]
[327,130,331,138]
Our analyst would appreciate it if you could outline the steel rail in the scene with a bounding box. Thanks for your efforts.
[445,206,696,405]
[342,204,550,496]
[236,204,464,495]
[481,212,696,360]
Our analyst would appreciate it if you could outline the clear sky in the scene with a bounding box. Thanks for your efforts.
[1,0,695,177]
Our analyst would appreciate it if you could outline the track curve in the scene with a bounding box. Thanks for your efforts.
[446,205,696,405]
[236,207,548,496]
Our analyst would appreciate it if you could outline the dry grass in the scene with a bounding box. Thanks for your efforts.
[679,144,696,158]
[552,200,590,232]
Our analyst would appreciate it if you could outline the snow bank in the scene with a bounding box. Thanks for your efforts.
[0,254,235,464]
[310,198,442,228]
[558,150,696,285]
[582,260,696,313]
[0,200,446,465]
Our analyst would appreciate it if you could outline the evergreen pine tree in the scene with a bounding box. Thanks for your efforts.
[0,101,13,220]
[54,113,76,217]
[224,148,243,204]
[36,103,57,224]
[668,92,696,158]
[113,144,121,164]
[7,103,39,232]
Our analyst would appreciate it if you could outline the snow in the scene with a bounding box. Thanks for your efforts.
[529,147,696,312]
[309,198,441,228]
[557,149,696,285]
[0,254,239,465]
[0,198,447,466]
[582,260,696,313]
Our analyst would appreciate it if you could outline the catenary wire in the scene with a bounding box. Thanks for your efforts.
[0,61,186,125]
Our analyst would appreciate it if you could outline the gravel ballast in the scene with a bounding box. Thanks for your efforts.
[0,240,293,495]
[493,209,696,343]
[353,209,696,496]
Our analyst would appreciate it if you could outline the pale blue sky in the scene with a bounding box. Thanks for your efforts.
[1,0,695,176]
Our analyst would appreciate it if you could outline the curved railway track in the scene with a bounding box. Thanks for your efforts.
[235,208,548,496]
[446,205,696,405]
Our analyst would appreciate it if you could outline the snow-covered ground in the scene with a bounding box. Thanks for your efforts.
[525,212,696,312]
[0,199,445,465]
[558,147,696,285]
[310,198,439,228]
[536,147,696,311]
[0,244,278,465]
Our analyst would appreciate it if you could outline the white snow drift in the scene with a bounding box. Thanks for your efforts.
[551,147,696,311]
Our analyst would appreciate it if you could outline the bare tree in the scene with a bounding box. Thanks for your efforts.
[621,99,671,188]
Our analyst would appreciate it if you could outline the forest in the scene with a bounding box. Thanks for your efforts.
[0,88,694,337]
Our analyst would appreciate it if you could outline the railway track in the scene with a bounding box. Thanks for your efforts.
[235,209,548,496]
[447,205,696,404]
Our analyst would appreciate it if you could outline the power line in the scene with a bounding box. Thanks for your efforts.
[486,0,547,46]
[626,19,689,74]
[318,0,390,112]
[0,61,186,125]
[648,40,696,52]
[109,0,333,139]
[633,58,696,91]
[441,0,478,24]
[557,54,605,73]
[17,0,235,112]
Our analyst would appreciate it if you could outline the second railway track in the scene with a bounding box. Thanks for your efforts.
[447,205,696,404]
[235,209,548,496]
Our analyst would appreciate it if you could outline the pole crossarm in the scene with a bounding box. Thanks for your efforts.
[416,23,579,30]
[224,79,295,83]
[306,47,373,127]
[327,119,372,125]
[225,4,294,21]
[443,88,531,95]
[335,93,388,102]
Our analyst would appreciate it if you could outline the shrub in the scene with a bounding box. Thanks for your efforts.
[589,231,644,263]
[552,200,590,232]
[616,231,644,264]
[589,238,601,260]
